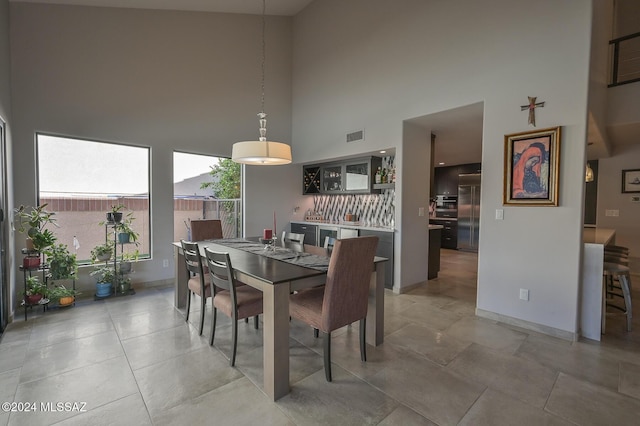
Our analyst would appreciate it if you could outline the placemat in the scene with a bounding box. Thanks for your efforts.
[212,238,330,272]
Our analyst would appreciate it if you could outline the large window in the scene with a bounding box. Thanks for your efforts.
[173,151,241,241]
[37,134,150,263]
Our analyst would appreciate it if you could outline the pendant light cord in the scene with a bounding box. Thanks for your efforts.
[260,0,266,114]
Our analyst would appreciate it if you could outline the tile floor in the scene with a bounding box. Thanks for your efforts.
[1,250,639,425]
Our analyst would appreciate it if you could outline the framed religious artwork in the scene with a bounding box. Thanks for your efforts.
[503,126,561,206]
[621,169,640,193]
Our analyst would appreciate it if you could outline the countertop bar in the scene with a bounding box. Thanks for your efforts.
[583,227,616,245]
[291,220,395,233]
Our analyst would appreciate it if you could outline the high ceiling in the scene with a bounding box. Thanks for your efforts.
[9,0,314,16]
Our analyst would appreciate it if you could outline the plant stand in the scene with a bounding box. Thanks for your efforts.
[94,220,135,300]
[19,250,48,321]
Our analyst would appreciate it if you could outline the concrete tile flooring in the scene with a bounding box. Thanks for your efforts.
[1,249,639,425]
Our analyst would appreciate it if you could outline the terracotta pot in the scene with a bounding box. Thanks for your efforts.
[23,256,41,269]
[58,296,74,306]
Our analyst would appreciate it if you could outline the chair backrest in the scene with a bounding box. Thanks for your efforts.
[204,248,237,301]
[321,236,378,332]
[191,219,223,241]
[282,231,305,244]
[181,240,205,279]
[323,236,336,249]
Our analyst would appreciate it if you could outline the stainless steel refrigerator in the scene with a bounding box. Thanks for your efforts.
[458,173,481,252]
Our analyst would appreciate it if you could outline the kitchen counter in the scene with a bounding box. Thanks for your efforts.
[291,220,395,233]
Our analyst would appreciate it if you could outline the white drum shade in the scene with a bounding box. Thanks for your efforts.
[232,141,292,165]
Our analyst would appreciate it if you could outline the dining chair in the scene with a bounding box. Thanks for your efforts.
[181,240,211,335]
[205,248,263,366]
[190,219,223,241]
[289,236,379,381]
[281,231,305,245]
[602,245,633,333]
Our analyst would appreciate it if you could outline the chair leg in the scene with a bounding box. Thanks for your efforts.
[199,294,206,336]
[254,315,259,329]
[314,328,319,338]
[323,332,332,382]
[245,318,249,323]
[209,307,217,346]
[359,318,367,362]
[620,274,633,332]
[231,315,238,367]
[185,290,191,322]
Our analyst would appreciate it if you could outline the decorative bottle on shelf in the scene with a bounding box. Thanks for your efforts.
[381,168,387,184]
[375,167,382,184]
[391,167,396,183]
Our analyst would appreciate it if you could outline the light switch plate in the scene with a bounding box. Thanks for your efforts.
[418,207,425,217]
[495,209,504,220]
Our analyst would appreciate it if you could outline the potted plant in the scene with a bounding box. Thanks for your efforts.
[118,249,139,274]
[90,265,114,297]
[45,243,78,280]
[24,275,47,305]
[106,204,124,223]
[15,204,58,267]
[48,284,78,307]
[117,276,132,293]
[115,211,139,245]
[91,242,114,262]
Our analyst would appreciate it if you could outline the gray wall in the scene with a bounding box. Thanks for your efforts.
[8,3,295,305]
[292,0,592,336]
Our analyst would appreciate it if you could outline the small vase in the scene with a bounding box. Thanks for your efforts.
[59,296,74,306]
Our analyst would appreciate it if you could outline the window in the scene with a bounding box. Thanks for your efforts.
[173,151,241,241]
[37,134,150,264]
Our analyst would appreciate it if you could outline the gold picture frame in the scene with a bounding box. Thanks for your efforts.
[503,126,561,206]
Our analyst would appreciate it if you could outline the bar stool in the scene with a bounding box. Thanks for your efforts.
[602,261,632,333]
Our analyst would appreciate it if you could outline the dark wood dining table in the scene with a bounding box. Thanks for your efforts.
[172,238,387,401]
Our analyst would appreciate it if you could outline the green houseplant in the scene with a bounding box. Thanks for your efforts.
[48,284,78,307]
[91,242,114,262]
[106,204,124,223]
[24,275,47,305]
[90,265,114,298]
[115,211,139,245]
[15,204,58,267]
[46,243,78,281]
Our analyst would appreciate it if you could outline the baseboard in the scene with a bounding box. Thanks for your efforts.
[393,280,425,294]
[476,308,577,342]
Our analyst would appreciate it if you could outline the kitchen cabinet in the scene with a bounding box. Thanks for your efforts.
[304,157,382,194]
[433,163,482,197]
[291,223,318,246]
[428,226,441,279]
[429,218,457,250]
[434,166,459,195]
[359,229,394,289]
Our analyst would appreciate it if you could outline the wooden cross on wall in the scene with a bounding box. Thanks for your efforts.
[521,96,545,127]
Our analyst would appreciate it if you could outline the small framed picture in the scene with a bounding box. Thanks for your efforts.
[622,169,640,193]
[503,126,561,206]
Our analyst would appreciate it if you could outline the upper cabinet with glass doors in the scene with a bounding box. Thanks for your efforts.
[303,156,382,195]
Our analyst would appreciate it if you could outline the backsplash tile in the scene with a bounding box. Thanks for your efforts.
[313,190,395,227]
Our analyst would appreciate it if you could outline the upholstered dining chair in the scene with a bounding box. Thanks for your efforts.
[205,248,263,366]
[181,240,211,335]
[289,236,379,381]
[190,219,223,241]
[281,231,305,245]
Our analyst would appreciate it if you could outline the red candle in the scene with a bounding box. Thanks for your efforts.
[263,229,273,239]
[273,211,277,235]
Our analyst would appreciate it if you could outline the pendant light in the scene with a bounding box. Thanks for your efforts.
[232,0,292,165]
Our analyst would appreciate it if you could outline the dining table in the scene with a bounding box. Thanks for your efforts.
[172,237,387,401]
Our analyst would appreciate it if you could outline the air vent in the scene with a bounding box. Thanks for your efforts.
[346,130,364,143]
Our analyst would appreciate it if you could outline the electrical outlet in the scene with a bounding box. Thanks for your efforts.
[519,288,529,301]
[605,209,619,217]
[163,259,169,268]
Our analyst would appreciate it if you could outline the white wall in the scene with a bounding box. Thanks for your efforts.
[292,0,593,335]
[9,3,293,300]
[596,143,640,258]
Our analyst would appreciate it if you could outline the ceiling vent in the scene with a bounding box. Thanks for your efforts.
[346,129,364,143]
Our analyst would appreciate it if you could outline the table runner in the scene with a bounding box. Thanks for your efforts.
[211,238,330,272]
